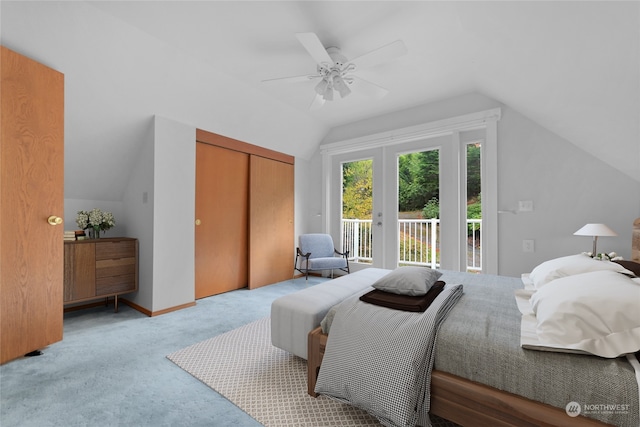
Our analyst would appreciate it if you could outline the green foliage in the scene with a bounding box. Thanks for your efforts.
[466,195,482,235]
[398,150,439,211]
[342,160,372,219]
[466,143,481,200]
[467,198,482,219]
[422,197,440,219]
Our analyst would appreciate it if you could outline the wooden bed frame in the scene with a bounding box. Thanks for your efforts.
[306,218,640,427]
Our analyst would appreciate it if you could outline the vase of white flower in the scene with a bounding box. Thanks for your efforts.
[76,208,115,239]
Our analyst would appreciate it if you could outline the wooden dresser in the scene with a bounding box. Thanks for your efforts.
[64,237,138,311]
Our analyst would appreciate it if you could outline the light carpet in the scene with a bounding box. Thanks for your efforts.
[167,317,457,427]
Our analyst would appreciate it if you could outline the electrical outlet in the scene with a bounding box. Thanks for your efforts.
[518,200,534,212]
[523,239,535,253]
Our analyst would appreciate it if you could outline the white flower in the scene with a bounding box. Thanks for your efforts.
[75,209,115,232]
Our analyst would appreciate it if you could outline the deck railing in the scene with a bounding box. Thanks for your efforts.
[342,218,482,272]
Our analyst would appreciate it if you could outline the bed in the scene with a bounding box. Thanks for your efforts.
[307,218,640,427]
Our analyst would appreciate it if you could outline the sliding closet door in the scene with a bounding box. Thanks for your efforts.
[195,143,248,298]
[248,155,294,289]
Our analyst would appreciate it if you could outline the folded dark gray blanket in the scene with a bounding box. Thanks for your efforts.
[359,281,445,312]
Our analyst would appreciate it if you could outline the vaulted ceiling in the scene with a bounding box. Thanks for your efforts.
[1,1,638,201]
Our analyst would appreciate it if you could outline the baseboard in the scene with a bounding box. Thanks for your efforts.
[120,298,196,317]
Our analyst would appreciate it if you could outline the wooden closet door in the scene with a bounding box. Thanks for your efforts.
[1,46,64,363]
[248,155,294,289]
[195,143,248,298]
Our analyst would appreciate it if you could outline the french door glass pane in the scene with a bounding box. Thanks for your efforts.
[397,149,440,268]
[466,142,482,272]
[341,159,373,264]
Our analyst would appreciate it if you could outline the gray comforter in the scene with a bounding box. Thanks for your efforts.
[434,270,638,427]
[319,270,639,427]
[315,284,463,427]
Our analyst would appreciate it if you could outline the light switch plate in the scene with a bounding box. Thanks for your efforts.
[523,239,535,252]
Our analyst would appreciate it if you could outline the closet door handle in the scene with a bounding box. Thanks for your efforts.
[195,219,201,226]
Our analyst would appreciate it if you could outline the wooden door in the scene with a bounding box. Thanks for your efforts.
[195,143,248,298]
[1,46,64,363]
[248,155,294,289]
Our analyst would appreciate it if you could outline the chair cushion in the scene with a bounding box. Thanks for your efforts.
[307,257,348,270]
[299,234,335,259]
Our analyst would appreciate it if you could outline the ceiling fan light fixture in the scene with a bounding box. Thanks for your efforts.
[314,79,329,96]
[322,85,334,101]
[333,75,351,98]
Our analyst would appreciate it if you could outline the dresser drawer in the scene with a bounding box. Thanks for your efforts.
[96,257,136,278]
[95,240,136,260]
[96,274,137,295]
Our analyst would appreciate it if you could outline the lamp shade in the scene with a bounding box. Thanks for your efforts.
[573,223,617,237]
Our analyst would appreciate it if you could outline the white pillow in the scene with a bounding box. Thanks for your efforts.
[530,270,640,358]
[371,266,442,296]
[528,253,634,289]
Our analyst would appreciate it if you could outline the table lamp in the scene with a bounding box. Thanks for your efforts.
[573,223,617,255]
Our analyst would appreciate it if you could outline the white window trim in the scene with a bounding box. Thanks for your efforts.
[321,108,501,274]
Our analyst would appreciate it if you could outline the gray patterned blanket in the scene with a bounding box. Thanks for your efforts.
[314,284,463,427]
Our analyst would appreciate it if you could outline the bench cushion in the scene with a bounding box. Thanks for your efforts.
[270,268,390,359]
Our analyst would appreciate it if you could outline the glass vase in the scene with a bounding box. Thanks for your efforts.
[88,228,100,239]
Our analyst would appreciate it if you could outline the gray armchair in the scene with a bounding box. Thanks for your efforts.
[295,233,350,280]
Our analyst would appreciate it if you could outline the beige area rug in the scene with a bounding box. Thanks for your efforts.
[167,317,457,427]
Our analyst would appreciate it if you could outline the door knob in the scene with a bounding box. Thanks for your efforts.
[48,215,63,226]
[195,219,202,226]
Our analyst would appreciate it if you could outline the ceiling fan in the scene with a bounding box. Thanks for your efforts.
[262,33,407,110]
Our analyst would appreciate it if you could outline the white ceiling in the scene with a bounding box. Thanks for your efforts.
[1,1,638,201]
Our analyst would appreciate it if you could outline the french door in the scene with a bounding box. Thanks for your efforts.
[324,117,498,273]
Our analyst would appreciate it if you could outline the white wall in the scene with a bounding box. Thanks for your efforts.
[497,107,640,275]
[120,118,155,310]
[150,116,196,312]
[312,93,640,277]
[119,115,196,314]
[294,156,324,236]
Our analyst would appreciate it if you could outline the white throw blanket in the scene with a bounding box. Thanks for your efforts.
[315,284,463,427]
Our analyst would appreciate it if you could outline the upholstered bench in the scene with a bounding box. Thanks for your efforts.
[270,268,390,359]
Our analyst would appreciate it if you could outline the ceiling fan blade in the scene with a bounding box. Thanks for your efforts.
[351,76,389,99]
[261,74,320,84]
[348,40,407,70]
[296,32,333,65]
[309,93,325,110]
